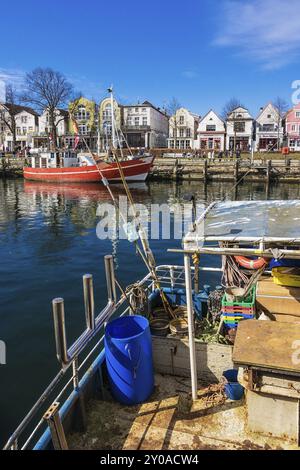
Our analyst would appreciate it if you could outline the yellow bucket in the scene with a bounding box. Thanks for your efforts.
[272,267,300,287]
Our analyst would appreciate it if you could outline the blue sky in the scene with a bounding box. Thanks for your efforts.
[0,0,299,116]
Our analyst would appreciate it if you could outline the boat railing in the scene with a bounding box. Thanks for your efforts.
[3,258,221,450]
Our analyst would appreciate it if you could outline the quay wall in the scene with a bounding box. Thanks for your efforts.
[2,155,300,183]
[150,157,300,182]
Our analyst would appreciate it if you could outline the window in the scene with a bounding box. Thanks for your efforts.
[292,125,296,131]
[262,124,275,132]
[179,128,184,137]
[186,128,191,137]
[234,121,245,132]
[29,126,33,132]
[142,108,146,113]
[16,127,21,135]
[127,117,132,125]
[186,140,190,148]
[79,124,90,134]
[179,116,184,125]
[22,127,27,134]
[135,108,139,112]
[134,117,139,126]
[296,112,300,118]
[75,105,90,121]
[102,103,112,120]
[206,124,216,132]
[21,115,27,123]
[267,114,271,118]
[142,117,147,126]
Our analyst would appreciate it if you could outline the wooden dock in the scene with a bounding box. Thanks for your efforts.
[150,157,300,183]
[2,155,300,183]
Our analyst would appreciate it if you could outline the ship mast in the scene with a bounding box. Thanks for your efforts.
[108,86,116,150]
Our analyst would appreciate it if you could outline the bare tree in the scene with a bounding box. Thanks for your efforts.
[22,68,73,149]
[221,97,245,120]
[165,98,182,146]
[273,97,289,150]
[165,97,182,116]
[0,85,21,151]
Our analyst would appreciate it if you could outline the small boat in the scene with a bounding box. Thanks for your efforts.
[23,151,155,183]
[23,87,155,183]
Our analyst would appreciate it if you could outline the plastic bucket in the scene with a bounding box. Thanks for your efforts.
[105,315,154,405]
[222,369,244,400]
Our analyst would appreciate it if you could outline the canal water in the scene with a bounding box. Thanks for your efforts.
[0,178,300,446]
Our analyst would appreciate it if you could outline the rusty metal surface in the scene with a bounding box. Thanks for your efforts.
[68,374,299,450]
[233,320,300,373]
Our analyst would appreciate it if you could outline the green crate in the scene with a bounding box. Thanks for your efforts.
[221,285,256,309]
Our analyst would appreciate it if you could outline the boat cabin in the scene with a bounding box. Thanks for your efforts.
[28,151,94,169]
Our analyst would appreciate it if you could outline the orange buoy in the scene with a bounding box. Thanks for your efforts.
[234,256,268,270]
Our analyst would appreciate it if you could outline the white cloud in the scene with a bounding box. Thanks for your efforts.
[0,68,25,88]
[182,70,199,79]
[214,0,300,69]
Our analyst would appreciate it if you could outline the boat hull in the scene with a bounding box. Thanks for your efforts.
[23,156,154,183]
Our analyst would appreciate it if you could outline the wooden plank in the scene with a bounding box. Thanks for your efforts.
[233,320,300,373]
[152,336,233,384]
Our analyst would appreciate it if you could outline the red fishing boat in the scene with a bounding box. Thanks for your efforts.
[23,151,155,183]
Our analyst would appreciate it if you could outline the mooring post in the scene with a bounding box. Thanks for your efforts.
[104,255,117,303]
[266,159,271,184]
[43,402,68,450]
[52,298,68,365]
[203,158,207,182]
[234,159,239,181]
[83,274,95,330]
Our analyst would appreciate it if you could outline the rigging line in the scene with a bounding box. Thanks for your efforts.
[112,122,174,317]
[70,113,170,311]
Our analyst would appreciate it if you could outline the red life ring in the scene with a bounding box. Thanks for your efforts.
[234,256,268,270]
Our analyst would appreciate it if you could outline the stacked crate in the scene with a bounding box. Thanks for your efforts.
[221,286,256,329]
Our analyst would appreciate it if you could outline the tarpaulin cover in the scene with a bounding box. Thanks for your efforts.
[187,200,300,243]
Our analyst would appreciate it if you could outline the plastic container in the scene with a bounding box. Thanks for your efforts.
[269,258,300,269]
[272,267,300,287]
[222,369,244,400]
[169,318,188,336]
[150,318,170,336]
[105,315,154,405]
[221,286,256,328]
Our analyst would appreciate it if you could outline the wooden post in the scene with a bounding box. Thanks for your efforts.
[234,159,239,181]
[203,158,207,182]
[266,159,271,184]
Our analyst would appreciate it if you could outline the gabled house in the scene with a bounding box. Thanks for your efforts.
[167,108,200,150]
[285,103,300,151]
[98,97,122,150]
[197,110,225,151]
[226,106,253,152]
[0,104,39,151]
[255,103,283,151]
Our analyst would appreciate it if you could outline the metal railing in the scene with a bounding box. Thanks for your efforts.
[3,259,221,450]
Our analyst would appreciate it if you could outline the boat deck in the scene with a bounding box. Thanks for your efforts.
[68,373,298,450]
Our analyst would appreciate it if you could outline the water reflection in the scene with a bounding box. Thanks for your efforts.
[0,177,300,446]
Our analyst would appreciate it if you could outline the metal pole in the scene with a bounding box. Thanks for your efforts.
[52,298,68,365]
[104,255,116,303]
[184,254,198,401]
[83,274,95,330]
[43,402,68,450]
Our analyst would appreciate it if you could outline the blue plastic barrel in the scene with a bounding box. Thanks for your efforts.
[104,315,154,405]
